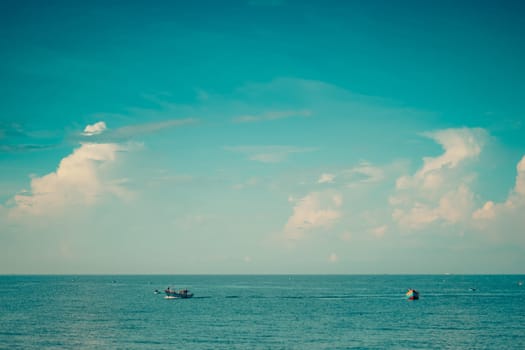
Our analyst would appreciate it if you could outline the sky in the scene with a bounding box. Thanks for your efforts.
[1,0,524,274]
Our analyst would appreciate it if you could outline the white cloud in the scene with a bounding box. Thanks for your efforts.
[391,128,485,230]
[473,155,525,225]
[472,201,496,220]
[82,121,107,136]
[370,225,388,238]
[81,118,197,142]
[343,162,385,186]
[113,118,196,138]
[317,162,385,187]
[9,133,130,218]
[225,145,316,163]
[284,190,342,240]
[416,128,486,179]
[328,253,338,263]
[438,184,475,223]
[318,173,335,184]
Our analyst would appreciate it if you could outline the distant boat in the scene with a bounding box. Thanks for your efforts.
[406,289,419,300]
[164,287,193,299]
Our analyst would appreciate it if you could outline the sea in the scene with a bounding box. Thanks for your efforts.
[1,275,524,349]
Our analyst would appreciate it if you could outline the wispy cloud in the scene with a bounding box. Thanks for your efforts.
[342,162,385,186]
[225,145,316,163]
[0,144,57,153]
[318,173,335,184]
[79,118,197,142]
[232,109,311,123]
[316,162,385,187]
[0,122,59,153]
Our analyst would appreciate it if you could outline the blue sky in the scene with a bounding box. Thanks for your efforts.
[1,0,524,274]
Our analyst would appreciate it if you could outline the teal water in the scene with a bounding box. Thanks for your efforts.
[1,275,524,349]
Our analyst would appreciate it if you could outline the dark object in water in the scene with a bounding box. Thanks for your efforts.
[406,289,419,300]
[165,287,193,299]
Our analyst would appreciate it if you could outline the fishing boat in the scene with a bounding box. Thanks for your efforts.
[406,289,419,300]
[164,287,193,299]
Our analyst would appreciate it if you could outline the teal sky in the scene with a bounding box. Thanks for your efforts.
[1,0,524,274]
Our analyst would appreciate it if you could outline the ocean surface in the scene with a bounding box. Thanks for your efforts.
[1,275,524,349]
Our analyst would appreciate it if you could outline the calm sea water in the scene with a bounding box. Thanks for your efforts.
[1,275,524,349]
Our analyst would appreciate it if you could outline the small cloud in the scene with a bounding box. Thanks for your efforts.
[342,162,385,186]
[82,121,107,136]
[328,253,338,263]
[370,225,387,238]
[318,173,335,184]
[244,256,252,263]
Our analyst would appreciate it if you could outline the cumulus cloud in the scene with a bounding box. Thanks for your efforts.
[472,201,496,220]
[391,128,486,230]
[7,121,136,218]
[284,190,342,240]
[393,185,475,229]
[9,142,129,217]
[416,128,486,179]
[472,155,525,224]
